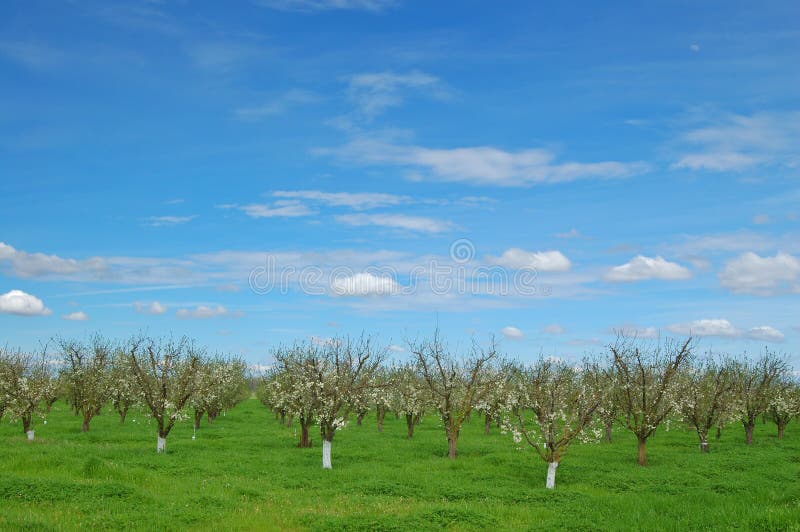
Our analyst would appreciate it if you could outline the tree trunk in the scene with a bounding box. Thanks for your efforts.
[280,410,286,425]
[484,413,491,435]
[298,417,312,448]
[546,461,559,489]
[286,415,293,428]
[699,439,709,453]
[715,425,721,440]
[744,422,754,445]
[356,413,364,426]
[406,414,415,438]
[604,423,613,443]
[777,424,785,440]
[119,407,128,424]
[322,439,332,469]
[157,436,166,453]
[81,414,91,433]
[377,408,386,433]
[637,437,647,466]
[447,436,458,459]
[27,430,35,441]
[194,409,204,430]
[22,413,32,434]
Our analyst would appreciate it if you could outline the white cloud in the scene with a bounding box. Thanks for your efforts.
[667,319,785,343]
[667,319,740,338]
[272,190,409,210]
[145,215,197,227]
[134,301,167,315]
[0,241,106,279]
[346,71,447,119]
[556,228,582,239]
[542,324,566,335]
[718,252,800,295]
[752,214,770,225]
[672,111,800,172]
[387,344,405,353]
[746,326,785,343]
[690,43,701,52]
[62,311,88,321]
[605,255,691,282]
[0,289,52,316]
[613,325,658,339]
[235,89,319,119]
[255,0,396,12]
[176,305,229,319]
[223,201,316,218]
[321,137,649,187]
[335,213,454,233]
[330,272,399,296]
[487,248,571,272]
[501,326,524,340]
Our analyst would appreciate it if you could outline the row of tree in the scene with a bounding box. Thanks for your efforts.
[257,334,799,488]
[0,335,249,452]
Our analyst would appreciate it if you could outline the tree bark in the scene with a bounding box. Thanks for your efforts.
[484,413,491,435]
[406,414,415,438]
[447,436,458,459]
[715,425,721,440]
[604,422,613,443]
[546,461,558,489]
[157,435,166,453]
[27,430,35,441]
[119,408,128,424]
[298,417,312,448]
[356,413,364,426]
[744,422,754,445]
[22,413,32,434]
[81,414,91,433]
[322,439,332,469]
[194,409,204,430]
[377,408,386,433]
[699,439,709,453]
[637,437,647,466]
[777,424,785,440]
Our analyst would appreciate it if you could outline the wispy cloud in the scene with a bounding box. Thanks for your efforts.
[487,248,571,272]
[320,137,649,186]
[62,311,89,321]
[176,305,237,319]
[254,0,398,13]
[221,201,316,218]
[272,190,409,210]
[672,111,800,172]
[335,213,454,233]
[604,255,691,282]
[346,70,448,120]
[667,318,785,342]
[235,89,320,120]
[145,215,198,227]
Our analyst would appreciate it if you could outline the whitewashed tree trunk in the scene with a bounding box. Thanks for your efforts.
[322,440,332,469]
[157,436,166,453]
[546,461,558,489]
[26,430,35,441]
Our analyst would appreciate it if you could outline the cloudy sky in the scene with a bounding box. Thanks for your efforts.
[1,1,799,366]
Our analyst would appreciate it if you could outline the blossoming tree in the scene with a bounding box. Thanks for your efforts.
[731,351,788,445]
[411,332,502,459]
[58,335,115,432]
[611,336,694,466]
[0,346,57,441]
[390,363,428,438]
[127,336,201,452]
[679,355,737,452]
[502,358,605,489]
[766,378,799,440]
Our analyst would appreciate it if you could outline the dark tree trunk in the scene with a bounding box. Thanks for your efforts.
[777,424,785,440]
[298,417,312,448]
[377,408,386,433]
[356,413,365,426]
[22,413,32,434]
[194,409,204,430]
[81,413,91,433]
[715,425,721,440]
[119,407,128,424]
[447,436,458,459]
[483,413,491,435]
[699,437,709,453]
[406,414,415,438]
[604,422,613,443]
[744,422,754,445]
[637,436,647,466]
[280,410,286,425]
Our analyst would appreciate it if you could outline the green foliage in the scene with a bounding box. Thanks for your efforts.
[1,397,799,530]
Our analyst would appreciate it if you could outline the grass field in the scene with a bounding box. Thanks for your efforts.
[1,398,799,531]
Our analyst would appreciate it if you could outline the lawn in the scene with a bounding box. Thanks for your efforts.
[1,398,798,530]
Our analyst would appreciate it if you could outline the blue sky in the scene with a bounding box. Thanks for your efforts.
[1,0,799,367]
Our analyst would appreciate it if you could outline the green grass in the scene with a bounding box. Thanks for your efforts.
[1,399,799,531]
